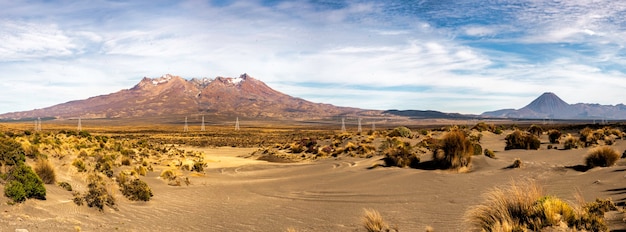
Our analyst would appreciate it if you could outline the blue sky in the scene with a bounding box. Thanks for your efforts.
[1,0,626,114]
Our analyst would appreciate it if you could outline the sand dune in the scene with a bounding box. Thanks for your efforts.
[2,134,626,231]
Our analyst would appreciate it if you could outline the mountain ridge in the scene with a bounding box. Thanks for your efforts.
[0,74,375,120]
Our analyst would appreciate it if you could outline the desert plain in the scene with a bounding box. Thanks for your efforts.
[0,120,626,232]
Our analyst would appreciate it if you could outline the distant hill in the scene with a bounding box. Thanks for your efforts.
[482,92,626,119]
[0,74,377,121]
[383,110,475,119]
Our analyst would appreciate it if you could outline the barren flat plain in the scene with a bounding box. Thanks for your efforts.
[1,121,626,231]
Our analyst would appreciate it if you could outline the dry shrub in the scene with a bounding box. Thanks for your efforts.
[120,178,153,201]
[547,129,562,144]
[433,129,472,169]
[362,208,397,232]
[76,174,116,211]
[466,181,616,231]
[57,181,73,191]
[380,138,419,168]
[72,158,86,172]
[508,158,522,169]
[388,126,412,138]
[527,125,543,137]
[504,130,540,150]
[580,127,604,147]
[34,158,56,184]
[563,134,581,150]
[484,149,495,159]
[585,146,619,168]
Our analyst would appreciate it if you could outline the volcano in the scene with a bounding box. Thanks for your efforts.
[482,92,626,119]
[0,74,374,121]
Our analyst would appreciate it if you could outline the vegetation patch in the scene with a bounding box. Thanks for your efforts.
[585,146,619,168]
[34,158,56,184]
[433,129,473,169]
[504,130,540,150]
[380,138,420,168]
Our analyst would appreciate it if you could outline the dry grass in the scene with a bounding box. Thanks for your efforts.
[34,158,56,184]
[585,146,619,168]
[433,129,472,169]
[504,130,540,150]
[362,208,392,232]
[466,181,617,231]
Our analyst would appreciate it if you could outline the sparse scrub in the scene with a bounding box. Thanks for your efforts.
[508,158,522,168]
[34,158,56,184]
[580,127,603,147]
[585,146,619,168]
[504,130,540,150]
[433,129,473,169]
[527,124,543,137]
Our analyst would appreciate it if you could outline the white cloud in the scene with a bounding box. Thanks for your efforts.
[0,21,77,61]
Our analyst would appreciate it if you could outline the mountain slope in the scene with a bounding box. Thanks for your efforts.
[0,74,372,120]
[482,92,626,119]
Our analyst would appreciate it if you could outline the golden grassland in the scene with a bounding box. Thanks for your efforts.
[1,120,626,231]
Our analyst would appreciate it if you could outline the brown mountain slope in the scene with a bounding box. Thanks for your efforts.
[0,74,375,120]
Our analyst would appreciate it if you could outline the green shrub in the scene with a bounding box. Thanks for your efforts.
[120,179,153,201]
[388,126,412,138]
[472,143,482,156]
[505,130,540,150]
[585,146,619,168]
[380,138,419,168]
[4,164,46,202]
[433,129,473,169]
[34,159,56,184]
[548,129,562,144]
[0,137,26,167]
[4,181,27,203]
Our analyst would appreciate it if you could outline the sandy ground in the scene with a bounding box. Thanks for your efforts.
[2,134,626,231]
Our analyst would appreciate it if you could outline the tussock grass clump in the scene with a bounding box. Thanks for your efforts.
[380,138,419,168]
[508,158,522,168]
[547,129,562,144]
[362,208,397,232]
[504,130,540,150]
[34,158,56,184]
[585,146,619,168]
[580,127,604,147]
[466,181,617,231]
[433,129,473,169]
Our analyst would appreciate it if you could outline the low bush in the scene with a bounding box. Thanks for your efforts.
[34,158,56,184]
[504,130,540,150]
[120,178,153,201]
[585,146,619,168]
[380,138,419,168]
[548,129,562,144]
[3,164,46,202]
[508,158,522,168]
[563,134,582,150]
[191,161,204,172]
[388,126,411,138]
[580,127,603,147]
[72,159,86,172]
[77,174,116,211]
[57,181,73,191]
[527,124,543,137]
[484,149,495,159]
[433,129,473,169]
[0,136,26,167]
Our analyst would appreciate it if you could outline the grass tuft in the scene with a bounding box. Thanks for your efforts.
[433,129,473,169]
[585,146,619,168]
[34,158,56,184]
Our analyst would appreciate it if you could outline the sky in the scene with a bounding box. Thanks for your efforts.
[1,0,626,115]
